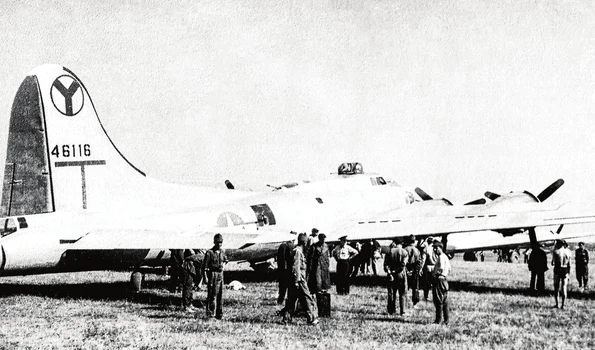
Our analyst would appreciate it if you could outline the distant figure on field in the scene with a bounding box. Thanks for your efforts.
[371,240,381,276]
[432,241,451,325]
[404,235,421,307]
[575,242,589,292]
[421,237,437,301]
[276,235,295,312]
[552,240,571,309]
[528,244,548,295]
[384,238,408,316]
[349,241,362,278]
[332,236,358,295]
[280,233,319,325]
[359,240,373,275]
[169,249,185,293]
[202,234,228,319]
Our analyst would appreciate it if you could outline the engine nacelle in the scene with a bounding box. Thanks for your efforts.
[411,198,453,207]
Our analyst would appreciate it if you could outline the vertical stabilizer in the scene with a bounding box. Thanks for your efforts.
[1,65,147,215]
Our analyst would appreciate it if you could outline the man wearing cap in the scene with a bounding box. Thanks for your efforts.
[552,240,571,309]
[575,242,589,292]
[404,235,422,307]
[281,233,319,325]
[384,238,409,316]
[332,236,358,295]
[202,233,228,319]
[432,241,451,325]
[276,234,296,312]
[421,237,437,301]
[528,243,548,295]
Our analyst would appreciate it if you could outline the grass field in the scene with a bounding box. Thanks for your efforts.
[0,252,594,350]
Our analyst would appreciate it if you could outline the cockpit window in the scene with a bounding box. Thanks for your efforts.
[370,177,388,186]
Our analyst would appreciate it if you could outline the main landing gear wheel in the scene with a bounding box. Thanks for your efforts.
[131,271,144,292]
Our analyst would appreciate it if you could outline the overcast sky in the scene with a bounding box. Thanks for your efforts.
[1,0,595,203]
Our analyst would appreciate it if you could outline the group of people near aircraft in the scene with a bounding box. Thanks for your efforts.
[527,240,590,310]
[168,230,592,326]
[169,234,228,318]
[274,230,452,325]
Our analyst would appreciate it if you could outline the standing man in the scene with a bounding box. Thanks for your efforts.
[575,242,589,292]
[305,228,319,259]
[202,234,228,319]
[359,240,373,275]
[432,241,451,325]
[528,244,548,295]
[384,238,408,316]
[181,249,203,312]
[307,233,331,294]
[552,240,571,309]
[404,235,422,307]
[169,249,185,293]
[332,236,358,295]
[421,237,437,301]
[281,233,319,325]
[276,235,295,312]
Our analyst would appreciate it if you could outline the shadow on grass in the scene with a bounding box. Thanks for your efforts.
[0,278,183,306]
[448,281,595,300]
[364,315,428,325]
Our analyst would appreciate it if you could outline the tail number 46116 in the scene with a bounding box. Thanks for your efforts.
[51,144,91,158]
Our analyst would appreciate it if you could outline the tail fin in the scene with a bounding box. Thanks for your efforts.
[1,65,146,215]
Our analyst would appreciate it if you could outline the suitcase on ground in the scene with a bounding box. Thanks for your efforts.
[316,292,331,318]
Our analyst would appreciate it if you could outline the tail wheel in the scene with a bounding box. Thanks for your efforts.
[508,251,520,263]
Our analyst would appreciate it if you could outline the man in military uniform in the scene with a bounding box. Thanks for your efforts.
[281,233,319,325]
[169,249,184,293]
[404,235,422,307]
[384,238,408,316]
[432,241,451,325]
[276,235,295,312]
[421,237,437,301]
[181,249,203,311]
[575,241,589,292]
[332,236,358,295]
[528,244,548,295]
[202,234,228,319]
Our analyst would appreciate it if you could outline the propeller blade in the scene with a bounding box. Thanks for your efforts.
[224,180,235,190]
[537,179,564,202]
[414,187,433,201]
[484,191,501,201]
[464,198,487,205]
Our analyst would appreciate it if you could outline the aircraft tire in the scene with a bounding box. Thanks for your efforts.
[131,271,143,292]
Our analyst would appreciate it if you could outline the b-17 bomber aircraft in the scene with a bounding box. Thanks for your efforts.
[1,64,595,289]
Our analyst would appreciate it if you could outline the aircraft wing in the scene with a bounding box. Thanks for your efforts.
[65,227,295,250]
[327,202,595,242]
[447,230,595,254]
